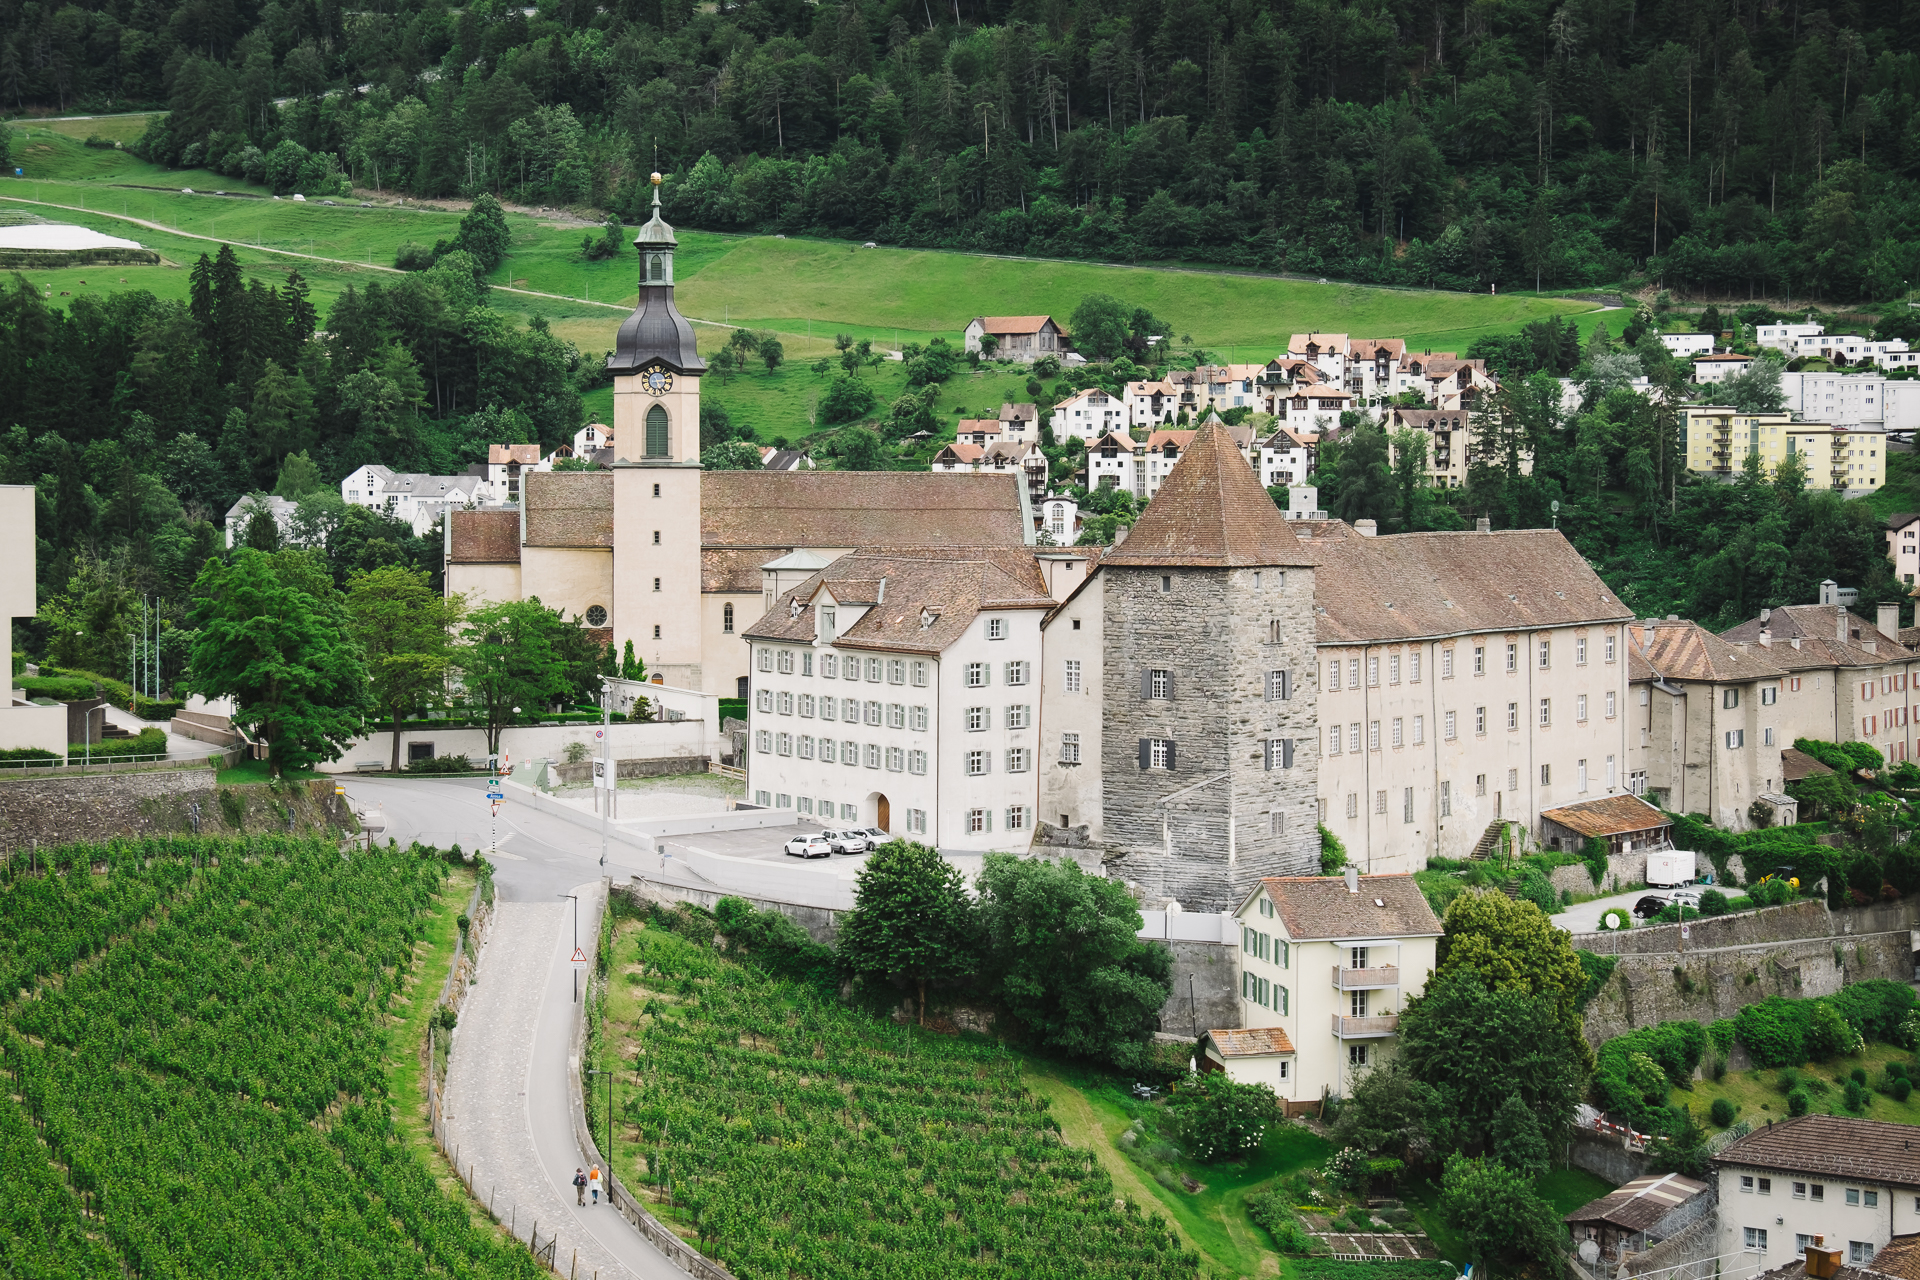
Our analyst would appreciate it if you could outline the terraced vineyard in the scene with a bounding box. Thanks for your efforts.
[612,911,1206,1280]
[0,835,539,1279]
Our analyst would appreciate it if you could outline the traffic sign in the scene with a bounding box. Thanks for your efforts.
[486,791,504,801]
[570,947,588,963]
[594,728,605,740]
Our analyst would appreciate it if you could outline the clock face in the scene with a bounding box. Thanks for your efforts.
[644,367,673,396]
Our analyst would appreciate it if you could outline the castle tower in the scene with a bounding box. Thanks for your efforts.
[1094,422,1324,909]
[608,174,708,688]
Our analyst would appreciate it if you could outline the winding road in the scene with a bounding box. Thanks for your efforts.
[341,775,690,1280]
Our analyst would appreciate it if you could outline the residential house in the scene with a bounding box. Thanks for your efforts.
[1139,431,1196,500]
[1346,339,1408,401]
[1741,1238,1920,1280]
[1714,1115,1920,1279]
[1084,431,1137,493]
[741,548,1054,845]
[956,419,1005,447]
[932,441,987,473]
[572,422,613,455]
[1385,406,1482,488]
[1403,353,1497,411]
[1887,514,1920,586]
[998,402,1040,443]
[1259,429,1318,488]
[1780,372,1920,431]
[1720,601,1920,767]
[1768,331,1920,372]
[1694,353,1754,384]
[1038,494,1080,544]
[1755,322,1826,353]
[1659,333,1717,358]
[1682,407,1885,495]
[488,443,546,500]
[224,494,299,549]
[1211,870,1441,1108]
[1289,333,1350,384]
[1272,382,1354,433]
[1052,387,1127,441]
[342,464,492,534]
[930,440,1049,503]
[759,448,815,471]
[963,315,1066,359]
[1079,430,1197,501]
[1564,1173,1713,1269]
[1125,377,1182,427]
[1625,617,1798,829]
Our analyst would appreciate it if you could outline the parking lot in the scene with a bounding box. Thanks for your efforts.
[665,822,876,864]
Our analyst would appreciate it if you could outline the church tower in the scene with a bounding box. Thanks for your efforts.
[608,174,708,689]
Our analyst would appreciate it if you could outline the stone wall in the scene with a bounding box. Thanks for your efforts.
[617,877,844,945]
[550,756,714,786]
[0,771,353,847]
[1572,899,1834,956]
[1569,1129,1652,1185]
[1154,940,1241,1038]
[1101,564,1320,911]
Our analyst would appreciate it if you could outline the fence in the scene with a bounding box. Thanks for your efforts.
[567,881,738,1280]
[0,749,237,778]
[1136,910,1238,944]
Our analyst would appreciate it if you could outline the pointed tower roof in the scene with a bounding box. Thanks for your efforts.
[635,171,677,248]
[609,172,704,375]
[1102,422,1322,568]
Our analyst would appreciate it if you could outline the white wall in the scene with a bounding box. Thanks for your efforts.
[0,703,69,754]
[318,717,710,772]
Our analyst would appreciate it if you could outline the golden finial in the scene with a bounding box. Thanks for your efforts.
[650,171,662,186]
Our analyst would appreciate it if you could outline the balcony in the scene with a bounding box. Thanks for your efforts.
[1332,965,1401,991]
[1333,1014,1401,1038]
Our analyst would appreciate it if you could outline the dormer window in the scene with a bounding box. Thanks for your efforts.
[920,607,937,629]
[649,253,666,282]
[820,607,836,642]
[789,598,803,619]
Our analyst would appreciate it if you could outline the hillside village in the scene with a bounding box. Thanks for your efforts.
[13,197,1920,1280]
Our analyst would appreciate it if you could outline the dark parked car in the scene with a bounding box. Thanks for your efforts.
[1632,895,1669,919]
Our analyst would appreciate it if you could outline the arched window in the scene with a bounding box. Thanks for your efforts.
[649,253,665,282]
[723,602,735,633]
[645,405,669,457]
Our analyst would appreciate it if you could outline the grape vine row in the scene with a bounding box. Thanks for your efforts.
[615,923,1208,1280]
[0,835,544,1279]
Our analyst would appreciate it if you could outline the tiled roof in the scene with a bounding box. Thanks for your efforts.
[740,549,1053,655]
[1563,1172,1710,1230]
[1288,332,1349,352]
[1539,794,1672,838]
[1101,423,1325,569]
[1253,874,1442,941]
[1694,353,1753,363]
[1206,1026,1296,1057]
[522,471,613,547]
[1721,605,1901,669]
[1349,338,1406,360]
[700,472,1029,549]
[1715,1114,1920,1186]
[1312,528,1630,643]
[1261,429,1320,449]
[1870,1233,1920,1280]
[1886,512,1920,531]
[935,442,986,464]
[1631,619,1790,682]
[1745,1258,1870,1280]
[1145,430,1196,451]
[1001,402,1038,422]
[703,548,772,593]
[975,315,1055,334]
[958,419,1004,435]
[1781,747,1835,782]
[448,509,522,562]
[1390,408,1473,431]
[489,443,542,465]
[1089,431,1136,451]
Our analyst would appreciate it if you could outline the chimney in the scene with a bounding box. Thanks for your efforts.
[1806,1236,1843,1279]
[1475,517,1491,533]
[1355,519,1378,537]
[1113,522,1130,547]
[1838,609,1849,644]
[1761,608,1771,623]
[1344,865,1360,893]
[1758,629,1771,647]
[1880,602,1901,640]
[1792,636,1802,650]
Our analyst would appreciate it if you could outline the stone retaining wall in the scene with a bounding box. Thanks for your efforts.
[551,757,713,786]
[0,772,353,847]
[1569,1129,1652,1185]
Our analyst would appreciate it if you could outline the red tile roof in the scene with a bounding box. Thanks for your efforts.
[1539,794,1671,839]
[448,509,521,562]
[1101,423,1325,569]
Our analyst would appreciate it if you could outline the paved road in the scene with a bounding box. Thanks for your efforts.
[340,776,690,1280]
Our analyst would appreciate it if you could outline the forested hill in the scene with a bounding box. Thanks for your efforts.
[7,0,1918,300]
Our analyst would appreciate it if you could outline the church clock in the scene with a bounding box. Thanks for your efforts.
[643,366,674,396]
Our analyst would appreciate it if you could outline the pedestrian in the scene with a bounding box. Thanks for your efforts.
[573,1168,587,1206]
[589,1164,602,1205]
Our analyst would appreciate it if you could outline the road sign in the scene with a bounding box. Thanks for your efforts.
[486,791,504,801]
[594,728,605,740]
[592,759,609,789]
[570,947,588,963]
[334,784,345,796]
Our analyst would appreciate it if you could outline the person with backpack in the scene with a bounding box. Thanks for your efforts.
[573,1168,587,1206]
[588,1164,602,1205]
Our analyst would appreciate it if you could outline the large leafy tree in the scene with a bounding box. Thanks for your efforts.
[838,840,977,1023]
[974,853,1171,1069]
[187,548,368,775]
[1432,889,1594,1074]
[456,598,573,755]
[1437,1153,1567,1271]
[346,565,465,771]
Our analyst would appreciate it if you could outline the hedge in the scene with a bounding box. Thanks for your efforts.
[1593,1021,1710,1122]
[40,666,183,720]
[1732,983,1913,1068]
[18,675,100,702]
[70,728,168,759]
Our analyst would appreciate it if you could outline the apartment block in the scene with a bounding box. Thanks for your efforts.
[1682,406,1885,495]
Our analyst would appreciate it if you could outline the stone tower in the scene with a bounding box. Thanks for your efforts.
[608,174,708,688]
[1095,423,1324,910]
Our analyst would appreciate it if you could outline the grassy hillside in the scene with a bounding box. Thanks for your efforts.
[3,127,1611,445]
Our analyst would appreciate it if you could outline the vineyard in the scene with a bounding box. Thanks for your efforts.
[0,835,543,1279]
[607,909,1208,1280]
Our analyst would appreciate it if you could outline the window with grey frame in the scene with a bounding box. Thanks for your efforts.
[1144,668,1171,699]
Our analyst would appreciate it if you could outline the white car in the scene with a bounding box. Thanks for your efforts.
[783,834,832,859]
[1666,888,1703,909]
[850,826,891,847]
[822,829,874,855]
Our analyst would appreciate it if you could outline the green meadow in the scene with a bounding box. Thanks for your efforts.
[4,117,1610,442]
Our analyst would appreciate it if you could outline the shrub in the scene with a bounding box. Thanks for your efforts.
[395,241,437,270]
[405,754,473,774]
[1709,1098,1736,1127]
[18,675,98,701]
[1323,1146,1371,1190]
[74,727,169,758]
[0,747,61,767]
[1844,1079,1871,1112]
[1320,824,1348,876]
[1246,1189,1317,1254]
[1897,1078,1913,1102]
[1168,1074,1284,1161]
[1698,889,1730,916]
[1516,868,1556,915]
[1788,1088,1811,1116]
[1852,1068,1869,1085]
[1598,907,1634,931]
[1738,1000,1806,1068]
[1829,981,1917,1043]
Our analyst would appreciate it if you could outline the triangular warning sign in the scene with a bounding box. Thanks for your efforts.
[571,947,588,963]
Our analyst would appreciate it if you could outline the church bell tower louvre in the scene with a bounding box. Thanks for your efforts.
[607,173,706,689]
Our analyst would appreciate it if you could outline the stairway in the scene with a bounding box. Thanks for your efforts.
[1469,820,1512,861]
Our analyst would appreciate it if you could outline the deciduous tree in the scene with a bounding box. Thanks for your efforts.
[347,565,465,771]
[839,840,977,1023]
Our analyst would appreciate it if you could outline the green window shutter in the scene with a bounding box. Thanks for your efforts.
[645,404,670,457]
